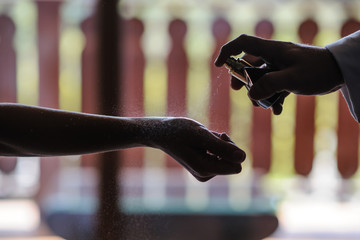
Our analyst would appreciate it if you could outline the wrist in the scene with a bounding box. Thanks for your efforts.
[324,47,345,87]
[129,117,168,148]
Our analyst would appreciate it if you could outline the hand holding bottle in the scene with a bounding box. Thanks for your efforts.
[215,34,344,115]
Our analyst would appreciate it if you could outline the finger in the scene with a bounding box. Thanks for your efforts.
[271,92,289,115]
[220,132,231,142]
[271,102,283,115]
[246,91,260,107]
[251,99,260,107]
[195,175,214,182]
[231,76,245,90]
[204,154,243,175]
[242,53,265,67]
[251,100,259,107]
[196,128,245,163]
[248,70,291,101]
[215,34,283,67]
[210,131,221,137]
[182,150,242,181]
[210,131,234,144]
[210,131,223,140]
[168,149,216,182]
[200,152,243,176]
[205,136,246,163]
[192,153,218,182]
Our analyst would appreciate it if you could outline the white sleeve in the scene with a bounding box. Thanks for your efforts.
[326,30,360,123]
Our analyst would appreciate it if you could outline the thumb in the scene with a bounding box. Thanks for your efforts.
[248,70,289,101]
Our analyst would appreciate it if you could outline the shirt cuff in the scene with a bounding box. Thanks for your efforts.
[326,31,360,123]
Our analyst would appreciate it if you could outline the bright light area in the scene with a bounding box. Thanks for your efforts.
[0,200,40,232]
[280,201,360,232]
[267,200,360,239]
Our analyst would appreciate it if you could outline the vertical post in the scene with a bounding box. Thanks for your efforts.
[294,19,317,176]
[166,19,188,119]
[251,19,273,173]
[121,18,145,118]
[0,14,17,174]
[209,17,231,133]
[81,16,99,115]
[80,15,100,167]
[35,0,62,202]
[165,19,188,198]
[209,17,231,200]
[95,0,123,239]
[121,18,145,168]
[37,1,61,108]
[0,15,17,103]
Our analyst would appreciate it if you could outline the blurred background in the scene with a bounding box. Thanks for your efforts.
[0,0,360,239]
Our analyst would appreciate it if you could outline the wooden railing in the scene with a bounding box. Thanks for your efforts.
[1,1,360,236]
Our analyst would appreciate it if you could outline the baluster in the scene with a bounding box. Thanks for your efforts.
[121,18,145,117]
[165,19,188,198]
[119,18,146,201]
[0,15,17,174]
[209,17,231,133]
[37,2,61,109]
[0,15,16,103]
[81,16,99,115]
[35,0,62,201]
[121,18,145,168]
[166,19,188,118]
[294,19,317,176]
[337,18,360,179]
[80,15,100,167]
[251,19,273,173]
[95,0,122,238]
[209,17,231,202]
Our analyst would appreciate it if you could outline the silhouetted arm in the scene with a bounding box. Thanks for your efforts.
[0,103,245,181]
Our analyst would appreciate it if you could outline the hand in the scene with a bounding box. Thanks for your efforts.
[215,34,344,114]
[228,54,289,114]
[149,117,246,182]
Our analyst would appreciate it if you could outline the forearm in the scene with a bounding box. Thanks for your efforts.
[0,103,157,156]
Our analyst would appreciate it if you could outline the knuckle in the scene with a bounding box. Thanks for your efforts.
[220,44,231,56]
[282,42,301,56]
[235,34,250,47]
[237,33,249,42]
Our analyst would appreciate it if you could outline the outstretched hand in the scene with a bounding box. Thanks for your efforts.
[215,34,344,114]
[149,118,246,182]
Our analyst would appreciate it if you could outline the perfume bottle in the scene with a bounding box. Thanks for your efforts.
[224,57,283,109]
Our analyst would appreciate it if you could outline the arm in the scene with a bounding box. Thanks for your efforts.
[0,103,245,181]
[215,34,344,115]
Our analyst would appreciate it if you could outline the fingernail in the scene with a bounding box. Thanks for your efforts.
[220,132,230,141]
